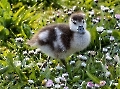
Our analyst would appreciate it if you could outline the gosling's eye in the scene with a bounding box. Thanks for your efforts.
[73,21,77,24]
[83,20,85,23]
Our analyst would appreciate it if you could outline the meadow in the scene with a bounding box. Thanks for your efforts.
[0,0,120,89]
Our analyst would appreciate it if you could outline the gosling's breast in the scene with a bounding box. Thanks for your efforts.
[70,30,91,51]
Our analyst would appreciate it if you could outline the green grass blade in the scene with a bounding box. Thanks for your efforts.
[13,6,25,20]
[29,13,41,24]
[22,4,36,20]
[86,71,100,83]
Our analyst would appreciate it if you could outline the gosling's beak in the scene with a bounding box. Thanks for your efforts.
[77,26,85,34]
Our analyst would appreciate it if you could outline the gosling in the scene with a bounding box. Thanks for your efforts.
[27,12,91,61]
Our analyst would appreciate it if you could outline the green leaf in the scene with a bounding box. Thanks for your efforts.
[44,66,51,79]
[6,53,27,81]
[0,0,7,9]
[3,11,11,19]
[4,28,9,35]
[22,24,31,38]
[117,78,120,89]
[0,0,11,12]
[115,66,120,77]
[0,17,5,25]
[12,2,23,9]
[7,41,16,49]
[21,24,27,38]
[85,0,92,4]
[0,66,9,75]
[112,30,120,39]
[72,76,80,82]
[0,60,7,66]
[0,25,4,31]
[29,67,37,80]
[73,60,81,74]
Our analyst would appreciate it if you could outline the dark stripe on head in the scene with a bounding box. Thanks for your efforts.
[71,12,85,22]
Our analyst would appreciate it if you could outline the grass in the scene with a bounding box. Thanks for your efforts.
[0,0,120,89]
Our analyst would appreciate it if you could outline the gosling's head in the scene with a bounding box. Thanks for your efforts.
[69,12,86,34]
